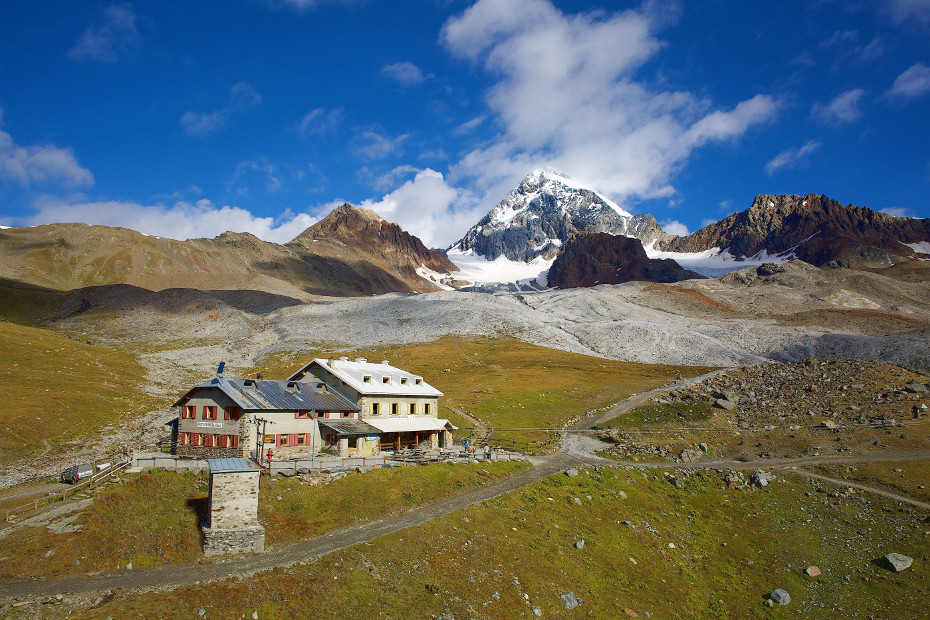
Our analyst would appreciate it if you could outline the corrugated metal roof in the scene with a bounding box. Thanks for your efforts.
[317,419,381,436]
[208,458,258,473]
[365,417,457,433]
[288,358,444,398]
[174,377,360,412]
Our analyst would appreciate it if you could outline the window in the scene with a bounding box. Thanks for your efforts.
[415,378,422,385]
[382,376,390,384]
[296,410,312,419]
[180,432,190,445]
[203,406,217,420]
[230,435,238,448]
[425,403,432,415]
[183,405,196,419]
[297,434,306,446]
[217,435,228,448]
[363,375,371,383]
[371,403,380,415]
[224,406,240,420]
[279,434,290,447]
[391,403,399,415]
[409,403,417,415]
[401,377,408,385]
[349,436,358,449]
[203,434,214,447]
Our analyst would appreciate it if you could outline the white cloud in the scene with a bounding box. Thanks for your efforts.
[880,206,913,217]
[369,165,419,191]
[354,130,408,159]
[378,62,426,86]
[180,82,262,137]
[765,140,822,175]
[68,3,141,62]
[296,108,343,135]
[26,196,320,244]
[884,0,930,26]
[885,63,930,100]
[359,168,482,248]
[0,110,94,188]
[441,0,777,211]
[453,115,487,134]
[277,0,359,9]
[660,219,689,236]
[812,88,866,126]
[229,158,282,196]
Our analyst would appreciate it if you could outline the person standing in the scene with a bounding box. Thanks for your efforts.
[483,443,491,461]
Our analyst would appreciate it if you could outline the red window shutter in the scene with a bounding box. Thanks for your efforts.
[224,407,230,420]
[231,435,239,448]
[202,406,208,419]
[275,434,281,447]
[290,434,298,446]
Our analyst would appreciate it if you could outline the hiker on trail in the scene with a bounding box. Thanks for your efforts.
[464,439,470,452]
[483,444,491,461]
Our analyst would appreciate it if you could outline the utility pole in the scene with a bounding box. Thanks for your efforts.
[310,410,317,470]
[250,417,273,466]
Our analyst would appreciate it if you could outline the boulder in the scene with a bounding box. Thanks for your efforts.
[561,593,579,610]
[883,553,913,572]
[715,399,737,411]
[804,566,821,577]
[905,382,928,394]
[574,539,585,550]
[769,589,790,605]
[679,449,704,463]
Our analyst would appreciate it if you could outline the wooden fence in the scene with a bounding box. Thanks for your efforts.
[3,459,129,523]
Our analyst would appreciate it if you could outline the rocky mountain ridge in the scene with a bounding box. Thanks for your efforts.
[451,169,667,262]
[0,204,454,297]
[658,193,930,267]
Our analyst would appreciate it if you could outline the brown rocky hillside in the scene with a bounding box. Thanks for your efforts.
[549,233,704,288]
[0,205,455,298]
[658,193,930,267]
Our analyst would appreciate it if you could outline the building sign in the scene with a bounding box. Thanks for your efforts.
[366,435,378,441]
[197,421,223,428]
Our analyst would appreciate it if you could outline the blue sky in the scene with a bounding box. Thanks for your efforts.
[1,0,928,248]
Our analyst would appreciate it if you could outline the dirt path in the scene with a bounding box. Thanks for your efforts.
[0,453,581,600]
[789,469,930,510]
[2,367,927,602]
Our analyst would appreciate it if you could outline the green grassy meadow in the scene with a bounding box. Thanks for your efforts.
[74,466,930,619]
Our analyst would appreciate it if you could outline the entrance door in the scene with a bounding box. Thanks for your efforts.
[362,438,373,455]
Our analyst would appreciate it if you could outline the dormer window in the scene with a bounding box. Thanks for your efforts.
[382,376,390,384]
[400,377,408,385]
[286,381,299,391]
[415,378,422,385]
[363,375,371,384]
[244,379,256,387]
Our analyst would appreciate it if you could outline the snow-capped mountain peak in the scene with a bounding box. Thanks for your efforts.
[450,169,662,263]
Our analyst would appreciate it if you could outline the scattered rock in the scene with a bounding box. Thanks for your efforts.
[561,592,579,610]
[565,468,579,477]
[573,497,582,505]
[699,442,708,452]
[769,589,790,605]
[883,553,913,572]
[804,566,822,577]
[624,609,638,617]
[679,449,704,463]
[533,607,542,617]
[574,539,585,550]
[617,490,627,499]
[751,471,774,487]
[670,476,686,489]
[715,398,737,411]
[905,382,928,394]
[822,420,838,429]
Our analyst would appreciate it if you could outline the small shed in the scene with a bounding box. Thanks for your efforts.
[202,458,265,556]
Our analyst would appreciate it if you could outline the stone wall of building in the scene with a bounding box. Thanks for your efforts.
[202,524,265,556]
[209,470,261,529]
[177,445,240,459]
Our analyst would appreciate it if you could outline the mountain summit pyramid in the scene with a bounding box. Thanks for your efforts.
[450,169,666,263]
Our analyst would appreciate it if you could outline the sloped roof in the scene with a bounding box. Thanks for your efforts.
[208,458,258,473]
[288,358,443,398]
[365,417,457,433]
[173,377,360,412]
[317,419,381,436]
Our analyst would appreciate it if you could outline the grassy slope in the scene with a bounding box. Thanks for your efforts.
[0,461,528,580]
[250,335,718,445]
[80,467,930,619]
[0,321,157,465]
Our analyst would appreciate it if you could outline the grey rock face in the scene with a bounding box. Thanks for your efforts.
[561,592,579,609]
[451,169,665,262]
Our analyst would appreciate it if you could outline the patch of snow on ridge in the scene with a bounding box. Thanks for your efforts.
[531,168,632,218]
[645,242,790,278]
[904,241,930,255]
[416,265,454,291]
[0,225,10,230]
[448,248,552,286]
